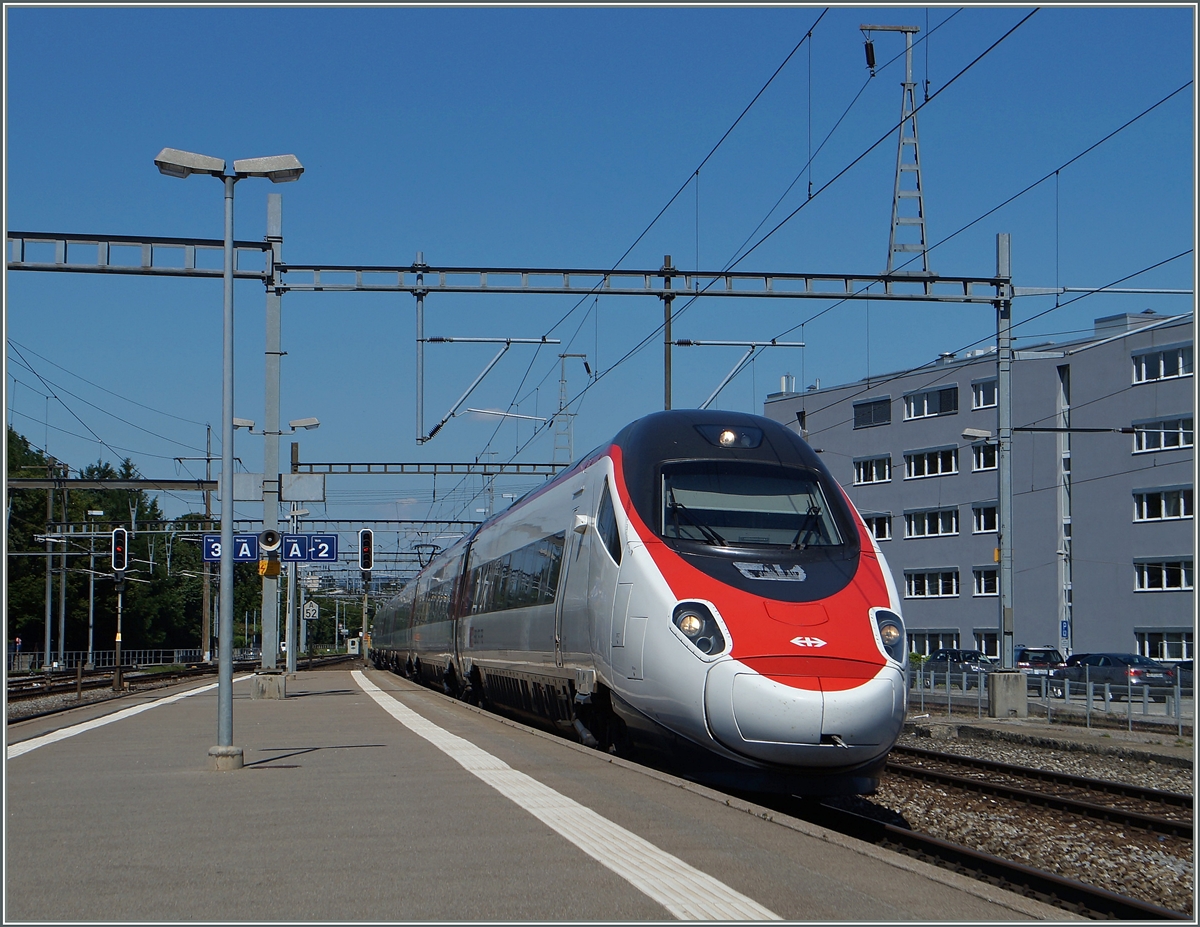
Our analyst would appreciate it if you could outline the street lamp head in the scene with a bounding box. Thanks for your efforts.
[232,154,304,183]
[288,417,320,431]
[154,148,226,179]
[233,417,255,430]
[962,427,994,441]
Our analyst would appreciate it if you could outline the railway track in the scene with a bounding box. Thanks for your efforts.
[7,654,358,711]
[886,744,1193,838]
[772,797,1190,920]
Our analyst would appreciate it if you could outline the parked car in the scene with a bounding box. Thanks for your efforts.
[1050,652,1176,699]
[920,649,995,690]
[1016,647,1066,688]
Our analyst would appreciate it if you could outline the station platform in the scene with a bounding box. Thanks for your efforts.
[6,666,1071,921]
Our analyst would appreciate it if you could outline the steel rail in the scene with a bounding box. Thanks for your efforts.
[890,744,1193,810]
[885,752,1191,838]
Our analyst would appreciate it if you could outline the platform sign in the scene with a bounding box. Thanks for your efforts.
[202,534,260,562]
[281,534,310,562]
[309,534,338,562]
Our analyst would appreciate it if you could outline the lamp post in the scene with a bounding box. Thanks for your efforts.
[155,148,303,770]
[86,509,103,669]
[284,504,310,675]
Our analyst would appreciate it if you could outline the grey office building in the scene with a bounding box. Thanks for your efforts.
[763,310,1194,664]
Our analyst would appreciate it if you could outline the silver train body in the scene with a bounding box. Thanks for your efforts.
[371,410,907,795]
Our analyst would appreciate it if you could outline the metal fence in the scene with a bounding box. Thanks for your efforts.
[4,649,264,673]
[907,666,1193,733]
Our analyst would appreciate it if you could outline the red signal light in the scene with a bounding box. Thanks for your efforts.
[358,528,374,571]
[111,527,128,572]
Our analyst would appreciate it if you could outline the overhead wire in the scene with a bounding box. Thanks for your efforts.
[440,12,832,521]
[7,350,208,454]
[6,338,209,428]
[520,7,1039,433]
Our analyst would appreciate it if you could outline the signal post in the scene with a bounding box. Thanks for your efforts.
[111,528,128,691]
[359,529,373,661]
[252,529,286,699]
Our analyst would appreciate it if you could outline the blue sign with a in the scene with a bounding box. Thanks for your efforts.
[309,534,338,562]
[279,533,340,562]
[281,534,310,562]
[1061,620,1070,639]
[202,534,259,562]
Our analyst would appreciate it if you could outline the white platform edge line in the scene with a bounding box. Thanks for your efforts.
[353,670,780,921]
[7,674,254,760]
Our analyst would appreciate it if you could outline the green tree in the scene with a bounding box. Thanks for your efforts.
[6,426,263,660]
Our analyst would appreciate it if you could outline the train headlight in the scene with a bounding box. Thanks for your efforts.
[678,612,704,637]
[718,429,737,446]
[672,602,726,657]
[872,608,906,663]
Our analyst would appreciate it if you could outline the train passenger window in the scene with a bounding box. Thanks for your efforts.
[597,479,623,565]
[466,531,566,615]
[661,462,843,549]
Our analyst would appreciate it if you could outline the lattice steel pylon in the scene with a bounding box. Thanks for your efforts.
[554,353,589,466]
[863,24,931,276]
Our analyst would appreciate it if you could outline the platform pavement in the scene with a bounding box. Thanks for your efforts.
[906,704,1195,767]
[6,666,1074,922]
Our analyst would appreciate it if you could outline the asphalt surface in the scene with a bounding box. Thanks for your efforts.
[6,667,1073,921]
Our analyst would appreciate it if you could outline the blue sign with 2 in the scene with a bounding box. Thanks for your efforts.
[280,533,340,562]
[309,534,338,562]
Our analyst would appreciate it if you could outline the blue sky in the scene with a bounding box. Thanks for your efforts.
[5,5,1195,573]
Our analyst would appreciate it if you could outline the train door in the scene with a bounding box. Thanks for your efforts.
[589,473,623,677]
[555,477,595,668]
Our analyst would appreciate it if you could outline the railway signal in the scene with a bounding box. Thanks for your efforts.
[358,528,374,572]
[111,527,128,572]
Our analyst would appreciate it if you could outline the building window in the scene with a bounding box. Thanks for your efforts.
[862,515,892,541]
[905,508,959,538]
[1136,630,1193,661]
[1134,488,1193,522]
[908,631,960,656]
[1133,345,1193,384]
[973,568,998,596]
[971,442,997,471]
[971,379,998,409]
[904,386,958,420]
[853,397,891,429]
[972,504,998,533]
[1134,559,1194,592]
[904,448,958,479]
[905,570,960,598]
[973,631,999,659]
[853,456,891,485]
[1133,417,1193,453]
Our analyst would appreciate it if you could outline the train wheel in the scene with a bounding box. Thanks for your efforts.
[466,667,486,708]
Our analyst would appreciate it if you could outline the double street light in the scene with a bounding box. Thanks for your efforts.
[155,147,303,771]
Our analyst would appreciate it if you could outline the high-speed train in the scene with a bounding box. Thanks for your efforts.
[370,409,907,795]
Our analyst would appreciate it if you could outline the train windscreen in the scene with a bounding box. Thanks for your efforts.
[661,462,842,549]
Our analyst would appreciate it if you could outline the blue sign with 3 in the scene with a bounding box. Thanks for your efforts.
[203,534,260,562]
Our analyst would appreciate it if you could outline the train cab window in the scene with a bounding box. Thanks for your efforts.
[661,461,843,549]
[597,479,623,565]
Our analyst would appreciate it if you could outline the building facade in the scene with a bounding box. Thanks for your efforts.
[763,311,1194,663]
